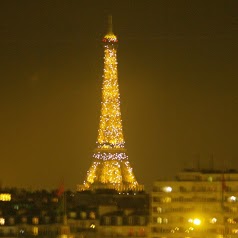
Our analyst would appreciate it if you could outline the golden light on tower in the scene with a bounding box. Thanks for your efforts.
[78,17,143,192]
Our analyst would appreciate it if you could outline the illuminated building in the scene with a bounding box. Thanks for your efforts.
[0,193,11,201]
[77,17,143,192]
[151,169,238,238]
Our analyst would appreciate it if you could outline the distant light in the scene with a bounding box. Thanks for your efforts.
[188,218,201,226]
[0,218,5,225]
[210,218,217,224]
[228,196,237,202]
[32,226,38,236]
[0,194,11,201]
[162,197,171,203]
[90,224,96,229]
[232,229,238,234]
[157,207,162,213]
[162,187,172,192]
[157,217,162,224]
[193,218,201,225]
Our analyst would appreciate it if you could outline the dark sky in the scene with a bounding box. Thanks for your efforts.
[0,0,237,191]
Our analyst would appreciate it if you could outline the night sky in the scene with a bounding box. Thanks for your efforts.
[0,1,237,191]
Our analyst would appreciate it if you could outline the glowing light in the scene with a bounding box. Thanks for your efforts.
[228,218,236,224]
[0,193,11,201]
[0,218,5,225]
[157,217,162,224]
[188,218,201,226]
[228,196,237,202]
[83,21,140,191]
[90,224,96,229]
[232,229,238,234]
[103,33,118,43]
[162,186,172,192]
[193,218,201,225]
[210,217,217,224]
[32,226,38,236]
[161,197,172,203]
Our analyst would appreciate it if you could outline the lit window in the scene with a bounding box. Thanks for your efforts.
[162,187,172,192]
[90,224,96,229]
[157,217,162,224]
[0,218,5,225]
[188,218,201,226]
[193,218,201,225]
[157,207,162,213]
[232,229,238,234]
[209,218,217,224]
[228,196,237,202]
[161,197,171,203]
[163,218,168,224]
[32,226,38,236]
[0,194,11,201]
[227,218,236,224]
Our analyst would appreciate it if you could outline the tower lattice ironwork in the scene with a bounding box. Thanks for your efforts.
[78,17,143,192]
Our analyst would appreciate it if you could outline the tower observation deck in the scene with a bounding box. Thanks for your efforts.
[77,17,143,192]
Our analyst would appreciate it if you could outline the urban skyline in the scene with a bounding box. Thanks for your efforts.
[0,1,237,191]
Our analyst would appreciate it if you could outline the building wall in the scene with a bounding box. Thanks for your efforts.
[150,170,238,238]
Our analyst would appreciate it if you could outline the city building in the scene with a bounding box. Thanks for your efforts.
[0,188,149,237]
[151,168,238,238]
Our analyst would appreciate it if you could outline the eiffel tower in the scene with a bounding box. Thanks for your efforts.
[78,17,143,192]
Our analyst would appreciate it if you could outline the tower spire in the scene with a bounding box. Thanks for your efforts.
[108,15,113,34]
[103,15,117,43]
[78,19,143,192]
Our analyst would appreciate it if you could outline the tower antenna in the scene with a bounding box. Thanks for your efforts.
[108,15,113,34]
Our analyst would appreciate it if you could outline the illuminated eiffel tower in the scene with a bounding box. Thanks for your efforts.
[78,17,143,192]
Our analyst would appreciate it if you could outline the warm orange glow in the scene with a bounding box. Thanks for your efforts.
[82,19,141,191]
[0,193,11,201]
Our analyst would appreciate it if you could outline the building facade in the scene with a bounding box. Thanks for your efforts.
[151,169,238,238]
